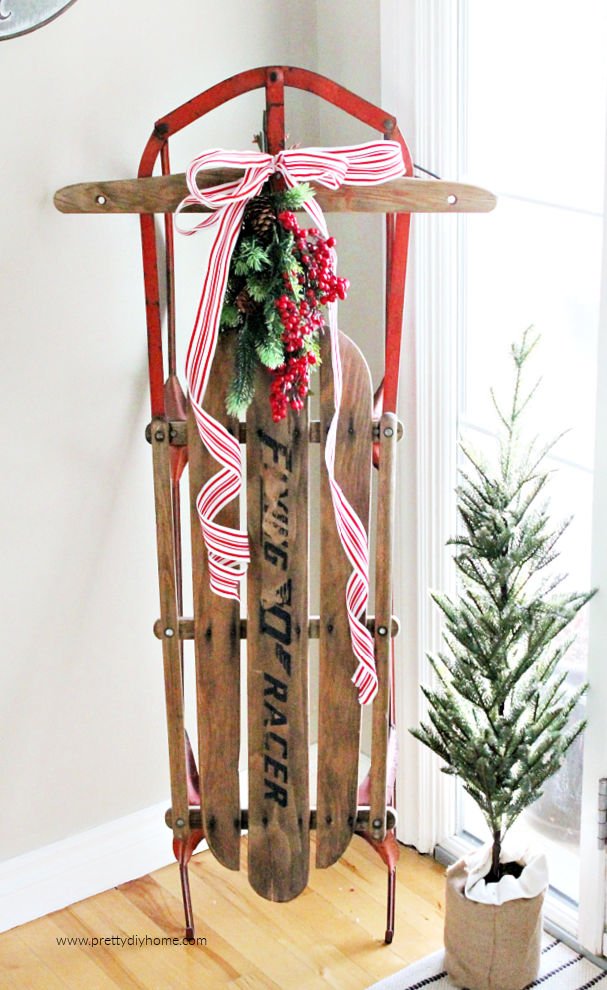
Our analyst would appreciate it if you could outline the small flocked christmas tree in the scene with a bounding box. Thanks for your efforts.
[411,330,596,883]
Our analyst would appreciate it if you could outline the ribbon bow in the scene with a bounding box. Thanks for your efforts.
[177,141,405,704]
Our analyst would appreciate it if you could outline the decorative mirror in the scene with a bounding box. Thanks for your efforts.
[0,1,77,40]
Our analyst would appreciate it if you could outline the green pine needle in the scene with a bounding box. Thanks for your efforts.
[233,237,271,275]
[256,335,285,370]
[277,182,315,210]
[219,302,242,329]
[247,277,272,303]
[226,324,257,417]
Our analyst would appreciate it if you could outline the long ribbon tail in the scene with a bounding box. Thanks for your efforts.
[325,307,378,705]
[281,175,378,705]
[184,197,252,599]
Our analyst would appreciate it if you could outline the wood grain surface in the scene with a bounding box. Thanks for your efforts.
[54,170,496,215]
[153,614,399,641]
[165,807,396,831]
[150,419,189,844]
[316,331,373,868]
[188,334,242,870]
[164,418,399,447]
[0,839,446,990]
[246,366,310,900]
[369,414,398,842]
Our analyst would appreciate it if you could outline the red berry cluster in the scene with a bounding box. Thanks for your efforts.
[277,212,350,305]
[269,211,349,422]
[269,353,316,421]
[275,295,324,352]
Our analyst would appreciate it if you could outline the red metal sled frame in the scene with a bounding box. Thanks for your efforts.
[137,66,411,945]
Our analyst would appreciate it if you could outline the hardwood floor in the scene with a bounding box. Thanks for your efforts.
[0,836,446,989]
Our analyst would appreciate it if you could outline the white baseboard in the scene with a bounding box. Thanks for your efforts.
[0,750,372,934]
[0,801,202,934]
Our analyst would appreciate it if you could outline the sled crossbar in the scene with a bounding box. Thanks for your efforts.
[54,171,496,216]
[145,417,404,446]
[152,616,400,641]
[165,807,398,831]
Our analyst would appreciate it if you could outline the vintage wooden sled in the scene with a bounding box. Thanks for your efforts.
[54,66,495,945]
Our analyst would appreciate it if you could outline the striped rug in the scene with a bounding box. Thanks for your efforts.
[367,935,607,989]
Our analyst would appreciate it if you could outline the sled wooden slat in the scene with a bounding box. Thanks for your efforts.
[188,336,241,870]
[316,331,373,868]
[369,413,398,842]
[54,173,496,216]
[150,421,189,844]
[246,371,310,901]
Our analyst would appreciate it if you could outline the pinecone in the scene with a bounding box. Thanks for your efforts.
[244,194,276,240]
[235,288,256,314]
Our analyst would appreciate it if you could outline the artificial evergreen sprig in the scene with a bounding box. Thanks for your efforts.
[219,182,348,420]
[411,329,596,883]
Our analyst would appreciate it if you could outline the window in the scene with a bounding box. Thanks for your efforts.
[389,0,607,946]
[458,0,607,906]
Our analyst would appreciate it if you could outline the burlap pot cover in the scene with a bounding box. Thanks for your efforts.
[444,859,544,990]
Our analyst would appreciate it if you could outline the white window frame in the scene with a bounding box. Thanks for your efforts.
[382,0,607,954]
[578,156,607,954]
[381,0,461,854]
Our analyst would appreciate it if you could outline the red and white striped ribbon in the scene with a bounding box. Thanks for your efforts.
[176,142,404,704]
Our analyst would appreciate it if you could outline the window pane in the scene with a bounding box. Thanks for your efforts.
[463,200,601,469]
[457,1,605,905]
[466,0,607,213]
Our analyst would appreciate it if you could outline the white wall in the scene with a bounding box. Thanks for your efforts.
[316,0,385,385]
[315,0,405,755]
[0,0,321,864]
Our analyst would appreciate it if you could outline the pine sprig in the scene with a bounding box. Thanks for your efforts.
[218,180,344,420]
[411,328,596,883]
[226,322,257,417]
[220,302,242,328]
[233,237,271,275]
[277,182,315,210]
[256,324,285,369]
